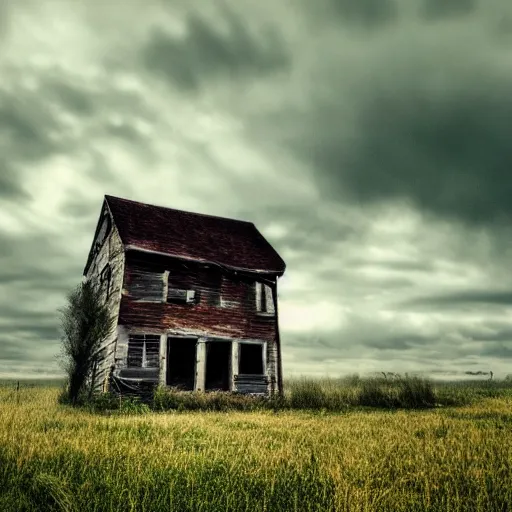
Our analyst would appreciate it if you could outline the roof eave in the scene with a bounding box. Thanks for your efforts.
[124,244,285,277]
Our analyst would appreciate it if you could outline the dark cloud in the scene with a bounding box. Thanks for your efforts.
[59,196,97,220]
[0,0,10,40]
[142,8,290,91]
[0,67,158,205]
[290,75,512,227]
[0,163,29,201]
[364,333,435,350]
[0,86,66,201]
[235,203,363,259]
[0,233,81,293]
[0,344,30,362]
[46,81,96,116]
[405,290,512,309]
[332,0,398,27]
[0,324,59,340]
[420,0,476,20]
[104,122,147,143]
[481,344,512,359]
[302,0,398,29]
[459,323,512,343]
[346,257,436,273]
[0,233,78,370]
[0,94,60,159]
[244,0,512,231]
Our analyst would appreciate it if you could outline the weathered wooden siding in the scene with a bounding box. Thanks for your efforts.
[235,374,269,394]
[115,252,280,394]
[119,253,277,342]
[85,206,125,391]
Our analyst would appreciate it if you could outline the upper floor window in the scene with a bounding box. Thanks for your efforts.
[167,271,198,304]
[128,269,165,302]
[255,282,275,315]
[125,264,226,306]
[100,264,112,300]
[190,268,221,306]
[96,214,111,248]
[127,334,160,368]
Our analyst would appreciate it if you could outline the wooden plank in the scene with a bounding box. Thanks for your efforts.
[195,340,205,391]
[159,333,167,386]
[231,341,239,391]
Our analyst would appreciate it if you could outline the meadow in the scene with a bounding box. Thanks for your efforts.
[1,377,512,511]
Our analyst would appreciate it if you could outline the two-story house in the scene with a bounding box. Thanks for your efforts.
[83,195,286,396]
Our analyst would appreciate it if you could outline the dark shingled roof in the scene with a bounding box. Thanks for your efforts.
[105,195,286,274]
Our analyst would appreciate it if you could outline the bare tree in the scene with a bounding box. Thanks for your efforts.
[59,281,114,404]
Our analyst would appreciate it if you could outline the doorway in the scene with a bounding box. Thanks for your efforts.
[205,342,231,391]
[166,337,197,390]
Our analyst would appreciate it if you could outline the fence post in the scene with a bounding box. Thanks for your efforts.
[16,380,20,405]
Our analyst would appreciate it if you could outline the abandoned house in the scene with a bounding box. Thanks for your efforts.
[83,195,286,396]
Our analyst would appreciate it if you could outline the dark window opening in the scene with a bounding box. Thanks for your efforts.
[239,343,264,375]
[127,334,160,368]
[128,269,164,301]
[167,337,197,390]
[96,214,111,248]
[167,271,199,304]
[205,342,231,391]
[100,265,112,299]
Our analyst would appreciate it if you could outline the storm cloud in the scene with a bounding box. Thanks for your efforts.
[0,0,511,379]
[142,7,290,91]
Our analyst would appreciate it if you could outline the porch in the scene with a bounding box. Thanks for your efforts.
[113,331,271,395]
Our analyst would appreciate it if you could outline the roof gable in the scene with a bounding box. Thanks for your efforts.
[83,200,115,276]
[104,195,286,274]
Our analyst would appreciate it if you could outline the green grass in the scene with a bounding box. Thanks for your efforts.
[1,379,512,511]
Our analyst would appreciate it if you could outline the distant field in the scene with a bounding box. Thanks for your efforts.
[1,380,512,511]
[0,378,65,388]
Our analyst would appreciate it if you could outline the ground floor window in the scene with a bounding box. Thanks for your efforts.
[127,334,160,368]
[239,343,264,375]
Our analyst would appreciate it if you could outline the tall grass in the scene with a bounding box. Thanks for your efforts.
[70,375,512,414]
[2,381,512,510]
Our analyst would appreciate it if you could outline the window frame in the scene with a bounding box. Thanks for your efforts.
[100,264,112,300]
[127,334,161,369]
[255,282,275,316]
[238,341,266,375]
[128,269,166,303]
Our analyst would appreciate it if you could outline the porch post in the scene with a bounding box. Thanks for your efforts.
[231,341,239,392]
[159,333,167,387]
[195,339,206,391]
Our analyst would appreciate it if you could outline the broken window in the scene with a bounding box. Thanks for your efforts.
[128,269,164,301]
[239,343,264,375]
[166,270,199,304]
[127,334,160,368]
[255,282,275,314]
[97,214,111,246]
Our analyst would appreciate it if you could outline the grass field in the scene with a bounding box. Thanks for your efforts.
[1,379,512,511]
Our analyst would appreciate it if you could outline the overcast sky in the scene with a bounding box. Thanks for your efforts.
[1,0,512,380]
